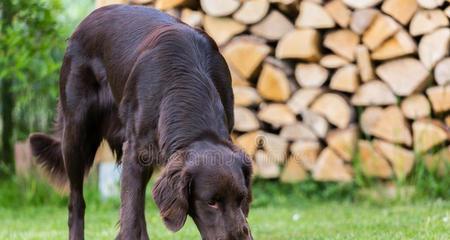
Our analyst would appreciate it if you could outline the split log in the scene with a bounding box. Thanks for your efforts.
[400,94,431,120]
[180,8,203,28]
[254,150,280,178]
[350,8,379,35]
[355,45,374,82]
[351,80,397,106]
[222,36,271,79]
[257,103,296,128]
[362,14,400,50]
[320,54,350,69]
[295,1,335,29]
[287,88,323,114]
[417,0,445,9]
[360,107,384,135]
[229,66,249,87]
[301,110,329,139]
[371,30,417,60]
[235,131,288,163]
[330,64,360,93]
[96,0,128,8]
[312,148,352,182]
[233,86,262,107]
[155,0,187,10]
[376,58,430,96]
[326,126,358,161]
[381,0,417,25]
[424,147,450,175]
[371,106,412,146]
[256,62,291,102]
[324,29,359,61]
[434,58,450,86]
[130,0,153,4]
[200,0,240,17]
[409,10,449,36]
[276,29,321,61]
[280,122,318,141]
[373,140,414,179]
[203,16,245,46]
[446,6,450,18]
[358,140,393,178]
[280,156,307,183]
[235,131,259,156]
[295,63,328,88]
[343,0,383,9]
[426,85,450,113]
[418,28,450,70]
[324,0,352,28]
[413,119,448,153]
[250,10,294,41]
[234,107,260,132]
[291,140,321,170]
[232,0,269,24]
[310,93,353,129]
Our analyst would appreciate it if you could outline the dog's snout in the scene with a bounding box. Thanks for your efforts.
[242,225,249,235]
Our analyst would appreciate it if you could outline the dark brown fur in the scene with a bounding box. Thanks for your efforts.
[29,5,252,240]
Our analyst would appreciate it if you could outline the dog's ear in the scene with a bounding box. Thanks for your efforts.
[152,152,191,232]
[236,150,253,217]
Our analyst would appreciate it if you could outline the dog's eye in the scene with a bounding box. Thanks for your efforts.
[207,200,219,209]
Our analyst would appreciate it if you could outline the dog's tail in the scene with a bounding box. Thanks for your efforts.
[29,106,67,187]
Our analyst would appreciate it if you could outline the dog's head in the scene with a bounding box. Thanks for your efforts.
[152,140,253,240]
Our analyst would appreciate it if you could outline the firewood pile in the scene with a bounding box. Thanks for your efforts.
[97,0,450,182]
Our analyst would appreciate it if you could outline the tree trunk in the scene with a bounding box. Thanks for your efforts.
[1,78,15,176]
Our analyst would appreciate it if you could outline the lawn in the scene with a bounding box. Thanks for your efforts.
[1,199,449,240]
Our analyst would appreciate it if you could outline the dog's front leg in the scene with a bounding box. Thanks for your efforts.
[117,141,153,240]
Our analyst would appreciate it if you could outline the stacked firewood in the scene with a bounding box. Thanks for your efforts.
[98,0,450,183]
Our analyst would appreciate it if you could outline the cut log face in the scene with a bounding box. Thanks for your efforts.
[233,86,262,107]
[280,156,308,183]
[200,0,240,17]
[287,88,323,114]
[155,0,185,10]
[426,85,450,113]
[250,10,294,41]
[324,30,359,61]
[280,122,318,141]
[424,147,450,175]
[350,9,379,35]
[255,150,280,178]
[325,0,352,28]
[326,126,358,161]
[418,28,450,70]
[358,140,393,178]
[291,140,321,170]
[296,1,335,29]
[180,8,203,27]
[373,139,415,179]
[257,103,296,128]
[312,148,352,182]
[351,80,397,106]
[381,0,418,25]
[203,16,246,46]
[276,29,321,61]
[310,93,353,129]
[257,63,291,102]
[371,30,417,60]
[376,58,430,96]
[362,14,400,50]
[232,0,269,24]
[400,94,431,120]
[330,64,360,93]
[222,36,271,79]
[434,58,450,86]
[356,45,374,82]
[259,132,289,164]
[371,106,412,146]
[417,0,445,9]
[235,131,260,156]
[409,10,449,36]
[295,63,329,88]
[234,107,260,132]
[343,0,383,9]
[413,119,448,153]
[301,110,330,139]
[320,54,350,69]
[360,107,384,135]
[229,66,249,87]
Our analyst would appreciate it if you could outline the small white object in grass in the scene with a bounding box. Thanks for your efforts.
[443,215,449,223]
[292,213,301,221]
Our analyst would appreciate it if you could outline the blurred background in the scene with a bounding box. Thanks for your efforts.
[0,0,449,239]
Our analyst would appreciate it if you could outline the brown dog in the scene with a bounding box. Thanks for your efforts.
[29,5,252,240]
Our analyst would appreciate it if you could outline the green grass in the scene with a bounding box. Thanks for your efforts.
[1,199,449,239]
